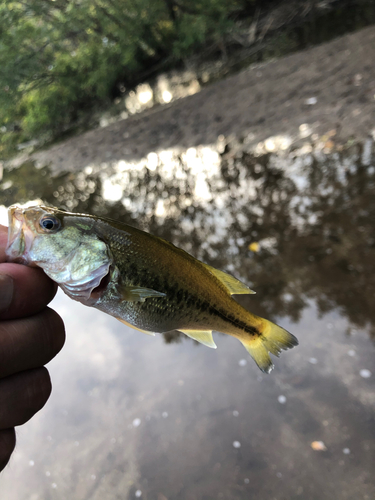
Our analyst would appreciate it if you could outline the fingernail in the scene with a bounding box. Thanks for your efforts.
[0,274,14,314]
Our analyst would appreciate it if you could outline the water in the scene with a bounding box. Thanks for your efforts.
[0,135,374,499]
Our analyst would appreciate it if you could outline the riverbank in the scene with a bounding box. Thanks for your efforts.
[8,25,375,175]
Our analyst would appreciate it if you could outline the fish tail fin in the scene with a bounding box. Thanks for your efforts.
[239,319,298,374]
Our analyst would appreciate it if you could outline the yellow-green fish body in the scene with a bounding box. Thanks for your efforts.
[6,205,298,373]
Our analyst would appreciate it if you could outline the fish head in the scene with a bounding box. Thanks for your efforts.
[6,204,112,301]
[7,204,79,267]
[6,204,62,266]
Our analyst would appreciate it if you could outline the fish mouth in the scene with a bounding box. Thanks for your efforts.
[6,205,36,264]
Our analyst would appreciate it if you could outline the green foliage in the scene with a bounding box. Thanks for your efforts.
[171,0,241,57]
[1,0,251,155]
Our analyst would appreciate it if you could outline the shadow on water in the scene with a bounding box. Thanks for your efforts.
[1,135,375,341]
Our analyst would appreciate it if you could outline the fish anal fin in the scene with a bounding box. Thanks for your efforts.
[178,329,217,349]
[239,320,298,373]
[116,317,155,336]
[120,285,166,303]
[202,264,255,295]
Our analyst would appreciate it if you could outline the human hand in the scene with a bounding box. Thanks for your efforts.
[0,224,65,472]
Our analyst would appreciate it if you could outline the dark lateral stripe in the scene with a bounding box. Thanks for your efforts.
[208,304,260,336]
[125,272,260,337]
[169,286,260,337]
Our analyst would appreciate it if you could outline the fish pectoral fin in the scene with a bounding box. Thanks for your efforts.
[116,317,155,336]
[178,329,217,349]
[120,285,166,303]
[202,264,255,295]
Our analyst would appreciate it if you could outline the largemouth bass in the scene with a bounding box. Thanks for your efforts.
[6,204,298,373]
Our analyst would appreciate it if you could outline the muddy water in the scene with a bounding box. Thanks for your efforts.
[0,136,374,499]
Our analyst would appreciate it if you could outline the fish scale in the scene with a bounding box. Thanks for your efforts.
[6,204,298,373]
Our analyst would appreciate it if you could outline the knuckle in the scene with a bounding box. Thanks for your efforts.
[0,429,16,471]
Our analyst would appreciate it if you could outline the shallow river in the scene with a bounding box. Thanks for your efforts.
[0,134,374,499]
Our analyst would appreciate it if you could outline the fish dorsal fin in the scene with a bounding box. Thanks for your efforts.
[178,329,217,349]
[202,264,255,295]
[120,285,166,303]
[116,317,156,336]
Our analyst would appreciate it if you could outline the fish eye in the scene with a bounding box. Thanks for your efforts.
[39,215,61,232]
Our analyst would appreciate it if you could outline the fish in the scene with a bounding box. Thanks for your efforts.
[6,204,298,373]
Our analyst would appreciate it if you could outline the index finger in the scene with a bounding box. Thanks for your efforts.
[0,224,57,319]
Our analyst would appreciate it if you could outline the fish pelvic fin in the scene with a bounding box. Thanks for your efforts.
[178,329,217,349]
[202,263,256,295]
[239,320,298,374]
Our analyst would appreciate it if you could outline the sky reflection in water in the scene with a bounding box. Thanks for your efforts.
[0,135,374,499]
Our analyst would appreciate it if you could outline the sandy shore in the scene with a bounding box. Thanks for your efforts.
[12,25,375,172]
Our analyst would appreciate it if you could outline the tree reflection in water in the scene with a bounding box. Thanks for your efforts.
[1,135,374,339]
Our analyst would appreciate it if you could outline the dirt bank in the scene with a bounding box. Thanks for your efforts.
[13,25,375,172]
